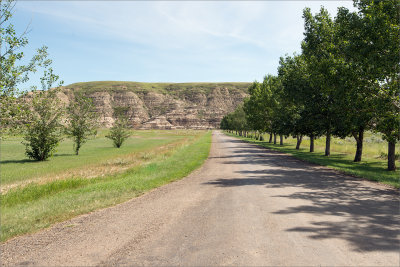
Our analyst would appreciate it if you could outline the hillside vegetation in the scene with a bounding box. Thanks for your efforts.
[65,81,250,96]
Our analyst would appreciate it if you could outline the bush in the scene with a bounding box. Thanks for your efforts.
[23,89,64,161]
[65,93,98,155]
[106,118,130,148]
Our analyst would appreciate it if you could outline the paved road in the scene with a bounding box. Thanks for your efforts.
[2,131,399,266]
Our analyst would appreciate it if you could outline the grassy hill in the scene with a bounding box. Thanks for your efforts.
[64,81,251,96]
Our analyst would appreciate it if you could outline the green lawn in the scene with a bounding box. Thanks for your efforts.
[226,132,400,188]
[1,129,197,185]
[1,130,212,242]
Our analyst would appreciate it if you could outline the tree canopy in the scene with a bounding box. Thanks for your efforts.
[221,0,399,170]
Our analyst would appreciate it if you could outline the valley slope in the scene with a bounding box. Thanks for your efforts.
[60,81,250,129]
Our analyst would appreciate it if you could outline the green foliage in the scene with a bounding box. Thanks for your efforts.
[106,108,131,148]
[241,0,399,171]
[112,106,129,118]
[243,77,274,135]
[65,93,99,155]
[23,90,64,161]
[0,0,57,133]
[262,75,289,137]
[106,121,130,148]
[278,54,321,138]
[243,81,268,133]
[220,105,248,133]
[22,66,64,161]
[301,7,343,156]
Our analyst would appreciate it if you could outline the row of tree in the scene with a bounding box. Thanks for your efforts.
[221,0,399,171]
[1,0,131,161]
[14,86,131,161]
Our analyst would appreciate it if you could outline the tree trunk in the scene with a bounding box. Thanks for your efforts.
[269,133,273,143]
[310,134,314,152]
[273,134,277,144]
[388,140,396,171]
[296,135,303,150]
[325,131,331,156]
[280,135,283,145]
[352,130,364,162]
[75,138,81,155]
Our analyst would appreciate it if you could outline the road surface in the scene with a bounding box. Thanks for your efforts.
[2,131,399,266]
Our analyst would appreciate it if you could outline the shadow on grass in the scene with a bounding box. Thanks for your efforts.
[53,153,75,157]
[235,138,398,185]
[204,134,400,253]
[0,159,36,164]
[1,154,74,164]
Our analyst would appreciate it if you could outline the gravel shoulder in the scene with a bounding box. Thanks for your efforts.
[2,131,399,266]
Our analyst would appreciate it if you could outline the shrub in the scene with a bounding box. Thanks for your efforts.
[106,118,130,148]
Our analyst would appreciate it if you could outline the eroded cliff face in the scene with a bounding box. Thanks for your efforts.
[60,82,249,129]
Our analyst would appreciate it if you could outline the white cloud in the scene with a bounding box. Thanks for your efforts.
[16,1,357,83]
[18,1,355,53]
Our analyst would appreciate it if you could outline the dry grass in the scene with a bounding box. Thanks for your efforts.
[1,137,192,194]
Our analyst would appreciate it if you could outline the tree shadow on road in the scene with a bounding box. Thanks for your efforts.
[204,140,399,253]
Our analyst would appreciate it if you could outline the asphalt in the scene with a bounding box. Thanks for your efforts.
[2,131,399,266]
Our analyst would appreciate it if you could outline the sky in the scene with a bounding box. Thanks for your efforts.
[13,0,356,90]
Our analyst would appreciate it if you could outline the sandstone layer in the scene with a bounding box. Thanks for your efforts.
[60,81,250,129]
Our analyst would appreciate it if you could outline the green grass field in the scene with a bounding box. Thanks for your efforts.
[1,130,212,242]
[227,132,400,188]
[2,130,195,186]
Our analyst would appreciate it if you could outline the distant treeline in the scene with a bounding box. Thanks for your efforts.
[221,0,399,170]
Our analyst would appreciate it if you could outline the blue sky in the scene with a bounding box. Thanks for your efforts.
[13,1,355,90]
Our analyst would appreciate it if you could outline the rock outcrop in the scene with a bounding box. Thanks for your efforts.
[60,81,250,129]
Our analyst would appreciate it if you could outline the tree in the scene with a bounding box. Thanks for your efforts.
[333,6,372,162]
[334,0,399,168]
[0,0,54,133]
[220,114,233,131]
[243,81,270,140]
[65,92,99,155]
[375,84,399,171]
[220,105,248,136]
[355,0,399,170]
[259,75,280,142]
[23,69,64,161]
[106,107,131,148]
[231,105,248,136]
[302,7,342,156]
[278,54,323,152]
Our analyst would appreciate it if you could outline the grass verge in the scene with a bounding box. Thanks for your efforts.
[1,131,212,242]
[1,130,197,185]
[226,132,399,188]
